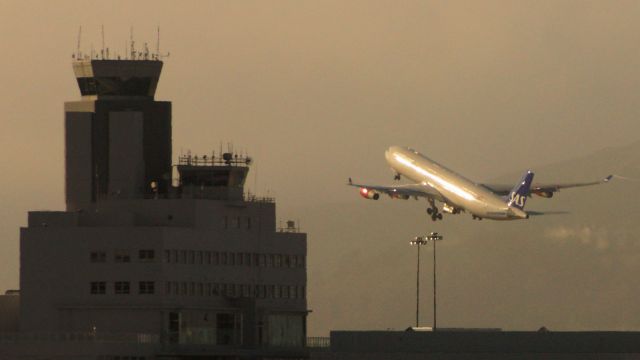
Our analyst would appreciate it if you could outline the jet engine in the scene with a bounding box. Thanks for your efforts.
[359,188,380,200]
[534,191,554,198]
[442,203,461,214]
[391,193,410,200]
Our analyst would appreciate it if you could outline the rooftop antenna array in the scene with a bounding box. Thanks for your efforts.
[72,26,169,61]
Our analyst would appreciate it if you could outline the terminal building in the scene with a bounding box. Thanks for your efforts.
[2,54,308,359]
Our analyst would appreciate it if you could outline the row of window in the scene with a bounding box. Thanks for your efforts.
[90,249,306,269]
[90,250,154,263]
[164,249,305,268]
[90,281,154,295]
[164,281,306,299]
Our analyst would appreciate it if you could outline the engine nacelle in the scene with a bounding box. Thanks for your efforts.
[359,188,380,200]
[442,203,461,214]
[391,193,410,200]
[534,191,554,198]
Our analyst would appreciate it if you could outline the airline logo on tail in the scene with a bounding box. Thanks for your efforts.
[507,171,534,210]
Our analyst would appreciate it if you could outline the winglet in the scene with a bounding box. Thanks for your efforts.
[348,177,353,185]
[604,175,613,183]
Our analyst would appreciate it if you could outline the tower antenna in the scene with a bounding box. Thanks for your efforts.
[76,26,82,59]
[130,27,135,60]
[101,25,105,59]
[156,26,160,60]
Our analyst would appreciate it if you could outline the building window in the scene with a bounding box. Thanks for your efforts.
[114,250,131,263]
[267,254,274,267]
[275,254,282,267]
[180,282,187,296]
[90,281,106,295]
[139,249,155,262]
[221,252,228,266]
[90,251,106,263]
[237,253,244,266]
[245,253,252,267]
[237,216,241,229]
[224,216,228,229]
[284,255,291,268]
[259,254,266,267]
[212,252,219,265]
[247,217,251,229]
[139,281,155,294]
[188,251,195,264]
[205,251,212,264]
[115,281,130,294]
[179,250,187,264]
[196,251,203,264]
[164,250,171,263]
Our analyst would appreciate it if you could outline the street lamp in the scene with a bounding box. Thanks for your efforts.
[409,232,444,330]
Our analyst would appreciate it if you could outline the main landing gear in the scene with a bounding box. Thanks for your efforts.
[472,215,483,221]
[427,200,443,221]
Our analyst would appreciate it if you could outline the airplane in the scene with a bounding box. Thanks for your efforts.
[348,146,613,221]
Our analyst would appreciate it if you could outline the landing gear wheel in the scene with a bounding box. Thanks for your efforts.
[427,208,434,215]
[437,213,443,220]
[431,214,438,221]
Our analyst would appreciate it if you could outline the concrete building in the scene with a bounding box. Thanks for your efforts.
[12,56,308,359]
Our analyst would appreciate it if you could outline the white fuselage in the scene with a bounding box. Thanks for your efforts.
[385,146,528,220]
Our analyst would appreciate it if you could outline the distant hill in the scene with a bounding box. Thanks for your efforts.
[297,141,640,336]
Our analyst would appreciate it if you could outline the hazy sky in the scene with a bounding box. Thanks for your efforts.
[1,0,640,335]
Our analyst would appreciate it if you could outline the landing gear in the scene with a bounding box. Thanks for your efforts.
[394,173,401,181]
[472,215,483,221]
[427,199,442,221]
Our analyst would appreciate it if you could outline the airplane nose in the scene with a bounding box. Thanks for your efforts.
[385,149,391,162]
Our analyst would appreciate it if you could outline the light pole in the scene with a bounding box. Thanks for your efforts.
[409,232,443,330]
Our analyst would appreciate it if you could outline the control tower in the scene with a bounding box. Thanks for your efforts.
[65,59,171,209]
[17,55,308,359]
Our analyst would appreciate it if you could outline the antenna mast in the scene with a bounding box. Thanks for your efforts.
[129,27,135,60]
[101,25,105,59]
[76,26,82,59]
[156,26,160,60]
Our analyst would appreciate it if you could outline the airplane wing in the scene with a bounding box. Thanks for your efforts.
[348,179,446,202]
[481,175,613,197]
[526,210,570,216]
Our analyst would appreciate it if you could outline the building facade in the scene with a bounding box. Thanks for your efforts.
[16,58,308,359]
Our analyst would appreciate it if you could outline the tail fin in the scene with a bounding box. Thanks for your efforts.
[505,170,534,210]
